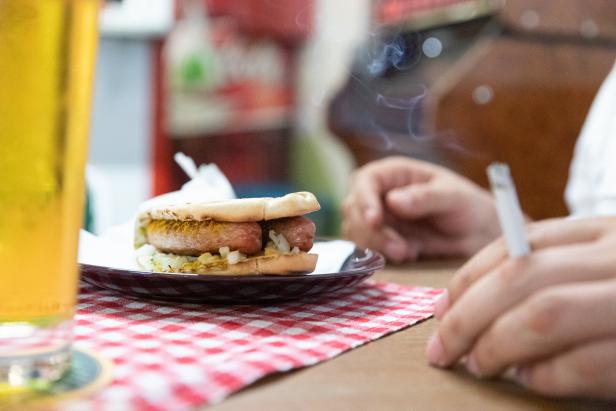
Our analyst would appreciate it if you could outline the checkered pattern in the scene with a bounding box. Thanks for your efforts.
[0,320,71,353]
[59,282,443,411]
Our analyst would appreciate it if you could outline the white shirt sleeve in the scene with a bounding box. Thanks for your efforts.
[565,61,616,217]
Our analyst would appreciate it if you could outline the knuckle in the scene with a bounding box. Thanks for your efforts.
[525,291,565,335]
[527,224,549,251]
[448,272,471,302]
[496,259,523,286]
[483,237,507,259]
[362,161,380,173]
[383,155,404,166]
[476,324,506,365]
[380,155,413,172]
[570,355,601,382]
[473,315,518,375]
[456,270,474,290]
[350,165,378,187]
[473,341,497,374]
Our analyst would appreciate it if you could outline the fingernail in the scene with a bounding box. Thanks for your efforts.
[466,354,482,377]
[426,333,445,367]
[434,291,449,320]
[514,366,529,387]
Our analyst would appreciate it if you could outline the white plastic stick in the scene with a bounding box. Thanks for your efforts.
[174,152,199,180]
[487,163,530,258]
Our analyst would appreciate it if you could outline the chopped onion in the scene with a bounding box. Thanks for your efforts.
[227,250,246,265]
[136,244,156,258]
[218,246,230,258]
[135,244,157,270]
[152,253,195,272]
[269,230,290,253]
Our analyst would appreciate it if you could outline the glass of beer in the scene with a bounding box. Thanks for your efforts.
[0,0,99,388]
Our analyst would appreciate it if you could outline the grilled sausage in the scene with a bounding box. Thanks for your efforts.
[145,219,262,256]
[263,216,316,251]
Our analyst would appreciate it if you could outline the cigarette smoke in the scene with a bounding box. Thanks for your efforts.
[293,2,476,160]
[332,29,471,159]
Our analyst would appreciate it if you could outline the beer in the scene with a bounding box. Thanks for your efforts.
[0,0,98,386]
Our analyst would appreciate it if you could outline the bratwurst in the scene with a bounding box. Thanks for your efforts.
[145,216,315,256]
[263,216,316,251]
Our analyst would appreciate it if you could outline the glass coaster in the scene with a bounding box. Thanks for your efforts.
[0,347,112,410]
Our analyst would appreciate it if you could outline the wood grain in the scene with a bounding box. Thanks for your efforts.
[207,261,616,411]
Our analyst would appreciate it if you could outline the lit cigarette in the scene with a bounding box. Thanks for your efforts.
[487,163,530,257]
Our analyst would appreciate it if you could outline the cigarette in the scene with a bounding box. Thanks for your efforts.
[487,163,530,258]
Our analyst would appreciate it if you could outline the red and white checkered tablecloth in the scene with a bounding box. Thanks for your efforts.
[60,282,443,411]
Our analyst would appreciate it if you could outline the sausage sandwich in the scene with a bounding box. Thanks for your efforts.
[134,192,320,275]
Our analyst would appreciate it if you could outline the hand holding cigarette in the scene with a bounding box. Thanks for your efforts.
[427,164,616,400]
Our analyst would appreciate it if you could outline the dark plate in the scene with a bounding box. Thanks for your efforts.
[79,243,385,303]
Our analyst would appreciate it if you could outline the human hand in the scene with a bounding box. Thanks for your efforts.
[428,217,616,399]
[341,156,500,263]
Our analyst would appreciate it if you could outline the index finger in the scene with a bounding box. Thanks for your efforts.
[439,218,603,319]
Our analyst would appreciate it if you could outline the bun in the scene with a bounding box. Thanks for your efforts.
[250,253,318,275]
[140,192,320,223]
[264,192,321,220]
[204,253,318,276]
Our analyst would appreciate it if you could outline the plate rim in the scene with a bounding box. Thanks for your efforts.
[79,241,385,283]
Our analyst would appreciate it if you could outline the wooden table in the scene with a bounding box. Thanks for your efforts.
[210,262,615,410]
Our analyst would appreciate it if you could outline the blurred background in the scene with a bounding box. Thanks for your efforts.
[87,0,616,236]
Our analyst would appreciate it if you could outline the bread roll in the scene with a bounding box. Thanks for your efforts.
[139,192,320,223]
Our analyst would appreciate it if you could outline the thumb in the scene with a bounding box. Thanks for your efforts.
[385,183,457,220]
